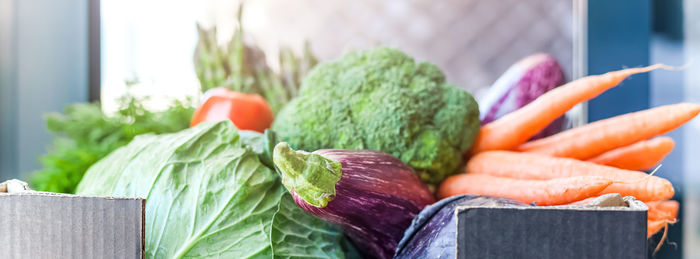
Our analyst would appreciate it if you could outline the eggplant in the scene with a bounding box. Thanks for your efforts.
[272,142,436,259]
[394,195,527,259]
[478,53,567,139]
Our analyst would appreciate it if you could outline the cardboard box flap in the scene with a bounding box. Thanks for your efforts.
[0,180,145,259]
[456,194,647,259]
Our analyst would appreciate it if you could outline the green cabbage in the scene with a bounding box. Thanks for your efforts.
[76,121,343,258]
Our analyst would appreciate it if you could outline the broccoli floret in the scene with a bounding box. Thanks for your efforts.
[272,47,480,184]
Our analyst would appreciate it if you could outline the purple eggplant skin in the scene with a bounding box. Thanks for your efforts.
[394,195,527,259]
[272,142,436,259]
[480,54,567,140]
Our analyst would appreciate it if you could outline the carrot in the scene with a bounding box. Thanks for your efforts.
[471,64,668,153]
[648,218,677,238]
[570,197,679,220]
[568,197,596,205]
[569,197,679,238]
[518,103,699,160]
[436,173,612,206]
[647,200,679,221]
[648,202,679,246]
[647,200,679,239]
[466,151,674,201]
[587,137,675,171]
[648,220,668,238]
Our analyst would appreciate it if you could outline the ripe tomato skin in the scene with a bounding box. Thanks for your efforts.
[191,88,274,133]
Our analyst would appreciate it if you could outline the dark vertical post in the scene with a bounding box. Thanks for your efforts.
[586,0,651,122]
[0,0,18,179]
[88,0,101,102]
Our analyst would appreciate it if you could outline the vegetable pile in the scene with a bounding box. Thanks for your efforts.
[76,122,345,258]
[272,47,481,184]
[478,53,567,139]
[471,64,671,153]
[440,64,696,239]
[62,45,696,258]
[32,4,317,194]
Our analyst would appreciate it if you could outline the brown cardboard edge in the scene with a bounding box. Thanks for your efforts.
[141,198,146,259]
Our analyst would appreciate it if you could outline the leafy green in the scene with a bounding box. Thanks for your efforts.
[272,47,481,185]
[75,121,344,258]
[193,5,317,113]
[30,93,194,193]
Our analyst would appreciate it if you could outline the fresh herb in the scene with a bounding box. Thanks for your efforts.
[30,91,194,193]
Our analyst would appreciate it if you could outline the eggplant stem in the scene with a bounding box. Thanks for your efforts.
[272,142,342,207]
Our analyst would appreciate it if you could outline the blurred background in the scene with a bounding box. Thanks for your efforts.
[0,0,696,257]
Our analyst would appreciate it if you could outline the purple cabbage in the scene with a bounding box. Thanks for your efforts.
[273,142,435,259]
[479,53,567,139]
[394,195,527,259]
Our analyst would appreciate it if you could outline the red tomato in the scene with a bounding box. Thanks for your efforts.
[191,88,274,133]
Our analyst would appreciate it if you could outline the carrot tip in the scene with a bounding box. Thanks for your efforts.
[615,64,674,78]
[650,63,677,71]
[658,62,689,71]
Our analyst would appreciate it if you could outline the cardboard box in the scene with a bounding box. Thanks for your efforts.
[0,180,145,258]
[456,196,647,259]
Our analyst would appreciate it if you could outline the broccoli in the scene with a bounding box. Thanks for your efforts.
[272,47,480,184]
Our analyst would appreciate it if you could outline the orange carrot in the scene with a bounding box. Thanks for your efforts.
[471,64,668,153]
[648,218,677,238]
[436,173,612,206]
[518,103,699,160]
[569,197,679,238]
[570,197,679,220]
[647,200,679,221]
[647,200,679,238]
[588,137,675,171]
[466,151,674,201]
[648,220,668,238]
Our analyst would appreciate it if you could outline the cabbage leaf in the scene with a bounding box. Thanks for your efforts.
[76,121,343,258]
